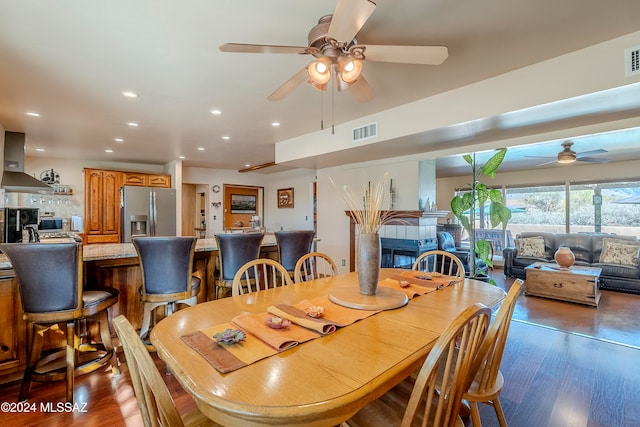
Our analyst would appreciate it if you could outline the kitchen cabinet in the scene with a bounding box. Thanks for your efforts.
[0,270,25,381]
[123,172,171,188]
[84,168,122,244]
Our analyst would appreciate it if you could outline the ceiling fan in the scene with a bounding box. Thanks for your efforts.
[528,141,610,166]
[219,0,448,103]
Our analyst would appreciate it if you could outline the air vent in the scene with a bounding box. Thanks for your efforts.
[352,122,378,142]
[625,45,640,77]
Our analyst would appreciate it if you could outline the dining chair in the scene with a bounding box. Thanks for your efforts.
[345,303,491,427]
[215,232,264,299]
[412,249,465,279]
[0,242,119,403]
[112,315,219,427]
[463,278,524,427]
[293,251,338,283]
[274,230,315,276]
[231,258,293,296]
[133,237,201,343]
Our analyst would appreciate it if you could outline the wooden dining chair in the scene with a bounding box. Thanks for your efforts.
[345,303,492,427]
[231,258,293,296]
[293,251,339,283]
[463,278,524,427]
[112,315,219,427]
[412,249,465,279]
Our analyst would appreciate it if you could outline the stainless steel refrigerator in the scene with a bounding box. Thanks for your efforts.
[121,186,176,242]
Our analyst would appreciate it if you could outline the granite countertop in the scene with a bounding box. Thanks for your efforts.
[83,235,277,261]
[0,234,279,267]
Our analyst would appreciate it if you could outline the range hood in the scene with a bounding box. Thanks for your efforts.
[1,131,53,194]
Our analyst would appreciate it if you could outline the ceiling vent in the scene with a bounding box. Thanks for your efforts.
[352,122,377,142]
[625,45,640,77]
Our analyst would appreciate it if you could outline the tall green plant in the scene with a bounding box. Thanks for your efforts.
[450,149,512,280]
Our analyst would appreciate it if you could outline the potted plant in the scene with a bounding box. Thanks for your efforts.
[450,149,511,282]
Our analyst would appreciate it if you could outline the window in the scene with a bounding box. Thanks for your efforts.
[501,181,640,239]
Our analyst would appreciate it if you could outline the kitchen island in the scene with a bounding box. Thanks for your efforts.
[0,236,277,384]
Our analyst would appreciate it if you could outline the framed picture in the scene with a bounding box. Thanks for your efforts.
[230,194,257,214]
[278,188,294,208]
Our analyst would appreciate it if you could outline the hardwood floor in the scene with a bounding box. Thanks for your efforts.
[1,269,639,426]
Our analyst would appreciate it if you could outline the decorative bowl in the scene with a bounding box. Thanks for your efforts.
[304,305,325,318]
[213,328,246,345]
[265,316,291,329]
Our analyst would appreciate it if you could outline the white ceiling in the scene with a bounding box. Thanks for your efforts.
[1,0,640,176]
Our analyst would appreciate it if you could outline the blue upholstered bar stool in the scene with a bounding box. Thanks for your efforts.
[274,230,315,277]
[214,232,264,299]
[132,236,201,342]
[0,242,118,403]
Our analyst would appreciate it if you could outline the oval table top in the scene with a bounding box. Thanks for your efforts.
[150,268,505,427]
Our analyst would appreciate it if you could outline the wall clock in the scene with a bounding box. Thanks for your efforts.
[212,185,221,193]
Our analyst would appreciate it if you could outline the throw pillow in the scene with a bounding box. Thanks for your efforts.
[515,236,546,258]
[599,238,640,267]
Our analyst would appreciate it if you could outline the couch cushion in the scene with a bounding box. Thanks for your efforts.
[518,232,556,259]
[599,238,640,267]
[592,234,638,262]
[515,236,546,258]
[592,263,640,279]
[555,233,593,263]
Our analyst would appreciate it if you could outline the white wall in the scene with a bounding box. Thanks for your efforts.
[316,157,425,274]
[183,166,317,236]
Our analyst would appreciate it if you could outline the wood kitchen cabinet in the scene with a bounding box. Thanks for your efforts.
[123,172,171,188]
[0,270,26,382]
[84,168,123,244]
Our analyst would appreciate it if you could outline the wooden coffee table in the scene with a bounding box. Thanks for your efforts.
[525,262,602,307]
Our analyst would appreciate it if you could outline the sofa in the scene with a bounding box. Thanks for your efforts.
[437,231,488,276]
[503,232,640,294]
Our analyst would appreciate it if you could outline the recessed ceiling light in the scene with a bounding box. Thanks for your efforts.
[272,122,280,127]
[105,149,113,153]
[127,122,139,127]
[121,91,138,98]
[222,136,230,140]
[114,138,124,142]
[26,112,40,117]
[179,156,186,159]
[210,109,222,115]
[244,164,251,168]
[35,148,45,152]
[197,147,205,151]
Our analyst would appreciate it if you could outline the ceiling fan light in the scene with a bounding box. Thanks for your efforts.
[308,79,327,92]
[335,72,357,91]
[339,57,363,83]
[307,59,331,84]
[557,152,575,163]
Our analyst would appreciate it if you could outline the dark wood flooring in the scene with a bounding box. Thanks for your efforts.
[2,269,639,426]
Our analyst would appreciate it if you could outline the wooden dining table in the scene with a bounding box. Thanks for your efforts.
[150,268,506,427]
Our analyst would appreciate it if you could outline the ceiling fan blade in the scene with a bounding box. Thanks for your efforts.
[576,157,610,163]
[348,75,375,103]
[525,155,555,159]
[267,68,309,101]
[328,0,376,43]
[536,160,558,166]
[576,148,607,157]
[220,43,310,54]
[362,45,449,65]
